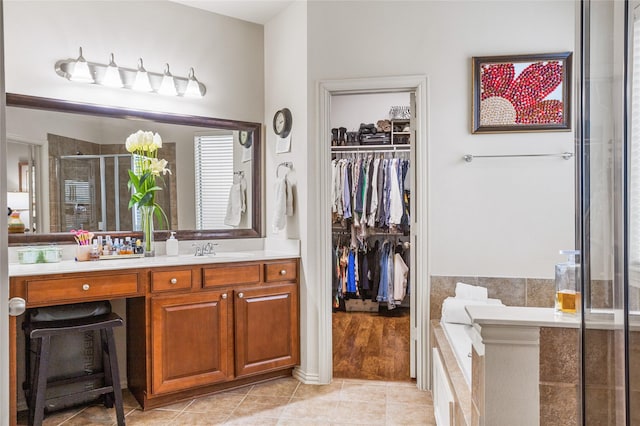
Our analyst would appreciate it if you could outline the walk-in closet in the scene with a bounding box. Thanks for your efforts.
[330,92,414,381]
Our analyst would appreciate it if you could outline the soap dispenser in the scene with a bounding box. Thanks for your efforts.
[166,231,179,256]
[555,250,581,315]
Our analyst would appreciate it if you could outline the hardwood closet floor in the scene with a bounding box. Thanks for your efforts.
[332,308,411,381]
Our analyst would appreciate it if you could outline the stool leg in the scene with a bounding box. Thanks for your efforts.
[30,336,51,426]
[103,328,125,426]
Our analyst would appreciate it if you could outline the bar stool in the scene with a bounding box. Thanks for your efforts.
[23,303,125,426]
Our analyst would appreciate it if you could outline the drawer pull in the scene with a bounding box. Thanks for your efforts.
[170,278,178,284]
[221,293,227,299]
[280,269,287,276]
[82,284,90,291]
[238,292,244,299]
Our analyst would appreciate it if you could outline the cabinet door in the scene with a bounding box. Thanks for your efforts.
[151,290,232,394]
[234,283,299,378]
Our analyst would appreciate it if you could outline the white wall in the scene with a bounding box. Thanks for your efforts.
[3,1,264,123]
[330,92,410,131]
[264,0,309,379]
[307,0,576,279]
[4,0,264,233]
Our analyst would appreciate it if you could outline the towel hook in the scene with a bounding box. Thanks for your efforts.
[277,161,293,177]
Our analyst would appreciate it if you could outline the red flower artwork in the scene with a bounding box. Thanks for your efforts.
[479,61,564,126]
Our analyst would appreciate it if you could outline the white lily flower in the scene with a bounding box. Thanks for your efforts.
[149,158,171,176]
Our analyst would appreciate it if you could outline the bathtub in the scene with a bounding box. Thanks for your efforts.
[431,320,473,426]
[440,321,472,386]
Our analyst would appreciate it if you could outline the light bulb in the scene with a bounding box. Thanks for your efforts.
[158,63,177,96]
[132,58,153,92]
[101,53,123,88]
[69,47,94,83]
[184,67,203,98]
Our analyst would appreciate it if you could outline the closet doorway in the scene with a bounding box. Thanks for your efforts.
[318,76,429,389]
[330,90,416,382]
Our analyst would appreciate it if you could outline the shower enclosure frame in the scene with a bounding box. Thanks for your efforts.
[57,153,134,232]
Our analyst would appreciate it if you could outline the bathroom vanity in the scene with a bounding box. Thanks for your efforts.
[8,249,300,423]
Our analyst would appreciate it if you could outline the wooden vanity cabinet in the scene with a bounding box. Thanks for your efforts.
[234,282,299,377]
[145,259,299,403]
[9,258,299,416]
[150,289,233,394]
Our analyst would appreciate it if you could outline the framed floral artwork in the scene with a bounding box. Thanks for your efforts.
[472,52,572,133]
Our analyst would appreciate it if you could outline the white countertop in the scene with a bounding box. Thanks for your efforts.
[465,305,580,328]
[9,238,300,277]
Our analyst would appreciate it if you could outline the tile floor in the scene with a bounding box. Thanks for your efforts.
[18,377,437,425]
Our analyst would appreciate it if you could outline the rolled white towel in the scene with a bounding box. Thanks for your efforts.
[272,175,293,233]
[441,297,504,325]
[455,282,488,301]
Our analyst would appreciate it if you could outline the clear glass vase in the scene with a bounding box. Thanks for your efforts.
[139,205,155,257]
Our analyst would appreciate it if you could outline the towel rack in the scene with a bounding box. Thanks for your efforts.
[462,152,574,163]
[277,161,293,177]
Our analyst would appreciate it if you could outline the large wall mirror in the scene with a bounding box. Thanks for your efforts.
[6,93,262,245]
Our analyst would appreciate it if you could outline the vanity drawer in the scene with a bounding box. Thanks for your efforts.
[26,272,139,305]
[264,260,298,282]
[203,264,260,288]
[151,269,192,293]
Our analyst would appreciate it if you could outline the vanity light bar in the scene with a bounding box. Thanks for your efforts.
[55,47,206,98]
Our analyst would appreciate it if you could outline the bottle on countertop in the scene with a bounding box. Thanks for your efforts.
[555,250,580,315]
[166,231,179,256]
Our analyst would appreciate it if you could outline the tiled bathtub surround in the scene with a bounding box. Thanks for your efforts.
[539,327,579,426]
[430,276,623,319]
[429,275,553,320]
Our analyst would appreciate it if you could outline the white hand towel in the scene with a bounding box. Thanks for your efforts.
[441,297,504,325]
[224,177,246,227]
[272,175,293,233]
[455,282,488,301]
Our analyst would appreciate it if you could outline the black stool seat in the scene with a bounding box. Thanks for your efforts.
[24,311,125,426]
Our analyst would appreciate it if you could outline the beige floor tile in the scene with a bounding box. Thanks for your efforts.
[277,419,331,426]
[171,411,229,425]
[386,402,436,425]
[248,378,300,398]
[280,398,337,422]
[229,399,286,419]
[341,382,388,402]
[224,416,279,425]
[60,404,118,425]
[385,380,418,388]
[386,387,433,406]
[124,408,180,425]
[184,393,246,414]
[292,382,343,401]
[331,400,386,424]
[240,395,291,408]
[18,406,81,426]
[123,390,142,409]
[152,399,194,412]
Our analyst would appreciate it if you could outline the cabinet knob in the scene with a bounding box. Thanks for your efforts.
[238,292,244,298]
[279,269,287,276]
[170,278,178,284]
[82,283,90,291]
[221,293,227,299]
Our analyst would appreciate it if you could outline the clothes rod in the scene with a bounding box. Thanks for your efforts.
[462,152,574,163]
[332,145,409,152]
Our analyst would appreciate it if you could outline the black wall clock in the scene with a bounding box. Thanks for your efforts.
[273,108,292,138]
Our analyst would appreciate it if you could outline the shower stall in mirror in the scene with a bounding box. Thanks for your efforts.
[54,152,174,233]
[579,0,638,423]
[55,154,134,232]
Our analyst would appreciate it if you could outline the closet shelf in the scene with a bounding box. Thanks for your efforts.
[331,144,410,151]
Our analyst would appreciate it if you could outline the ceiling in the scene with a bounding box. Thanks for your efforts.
[169,0,294,25]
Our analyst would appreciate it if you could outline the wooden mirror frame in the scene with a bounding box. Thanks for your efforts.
[7,93,262,245]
